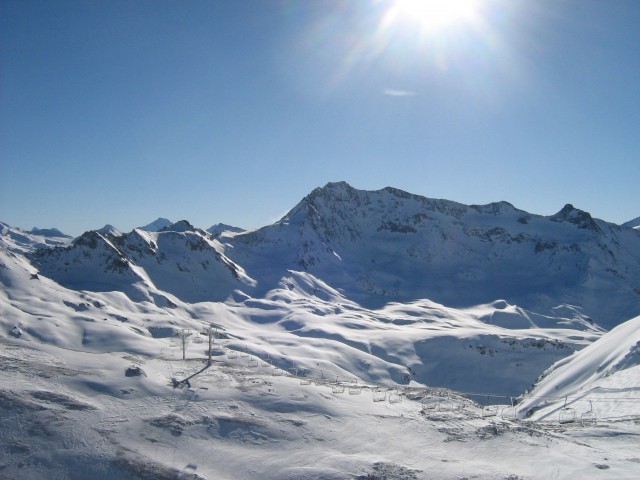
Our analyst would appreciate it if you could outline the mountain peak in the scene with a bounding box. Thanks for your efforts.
[160,220,195,233]
[28,227,72,238]
[549,204,602,233]
[308,181,357,199]
[96,224,123,237]
[207,223,245,237]
[469,201,519,215]
[139,218,173,232]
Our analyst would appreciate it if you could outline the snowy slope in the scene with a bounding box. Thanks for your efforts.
[518,314,640,422]
[0,244,595,400]
[3,336,635,480]
[2,187,640,478]
[1,308,638,479]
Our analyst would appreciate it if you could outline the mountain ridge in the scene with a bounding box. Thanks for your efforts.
[3,182,640,329]
[224,182,640,327]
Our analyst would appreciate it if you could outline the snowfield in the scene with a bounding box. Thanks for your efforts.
[2,333,640,479]
[1,183,640,479]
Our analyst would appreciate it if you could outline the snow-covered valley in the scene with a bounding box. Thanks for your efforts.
[2,182,640,479]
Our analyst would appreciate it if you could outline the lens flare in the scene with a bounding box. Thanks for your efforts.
[384,0,483,32]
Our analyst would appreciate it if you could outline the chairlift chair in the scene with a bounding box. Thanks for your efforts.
[438,395,461,412]
[421,398,438,412]
[349,384,362,395]
[332,383,345,394]
[388,390,402,404]
[580,401,597,427]
[372,388,387,402]
[482,405,499,418]
[559,397,576,424]
[261,354,271,367]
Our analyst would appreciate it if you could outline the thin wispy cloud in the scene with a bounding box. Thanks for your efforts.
[382,88,417,97]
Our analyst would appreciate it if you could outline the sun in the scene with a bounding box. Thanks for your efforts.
[384,0,483,32]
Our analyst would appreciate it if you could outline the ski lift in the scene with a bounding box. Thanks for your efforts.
[559,397,576,424]
[272,367,284,376]
[580,401,597,427]
[300,377,312,385]
[314,370,327,386]
[482,404,499,418]
[248,358,258,368]
[332,383,345,394]
[330,376,344,394]
[193,336,203,344]
[501,406,516,420]
[349,380,362,396]
[261,354,271,367]
[421,398,438,412]
[372,387,387,402]
[227,350,238,359]
[388,390,402,404]
[241,345,250,357]
[439,399,462,412]
[501,398,517,420]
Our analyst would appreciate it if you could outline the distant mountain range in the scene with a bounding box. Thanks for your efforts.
[3,182,640,330]
[3,181,640,407]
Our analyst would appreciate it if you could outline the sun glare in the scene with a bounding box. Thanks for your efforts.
[386,0,482,32]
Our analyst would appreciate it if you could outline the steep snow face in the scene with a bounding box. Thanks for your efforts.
[121,228,255,303]
[28,225,254,304]
[226,182,640,329]
[29,230,152,301]
[518,314,640,422]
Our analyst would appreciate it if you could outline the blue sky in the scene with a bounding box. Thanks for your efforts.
[1,0,639,236]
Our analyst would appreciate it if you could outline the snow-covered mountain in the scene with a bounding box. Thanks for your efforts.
[2,230,639,478]
[29,223,254,303]
[2,182,640,478]
[139,217,173,232]
[2,181,638,394]
[207,223,245,237]
[9,181,640,329]
[28,227,72,238]
[623,216,640,230]
[0,221,73,253]
[225,182,640,329]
